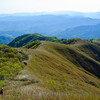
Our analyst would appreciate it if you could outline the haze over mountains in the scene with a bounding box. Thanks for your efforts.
[0,36,13,44]
[1,11,100,19]
[0,11,100,40]
[57,24,100,39]
[51,11,100,19]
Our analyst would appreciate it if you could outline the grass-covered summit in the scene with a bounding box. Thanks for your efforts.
[8,33,89,48]
[8,33,61,47]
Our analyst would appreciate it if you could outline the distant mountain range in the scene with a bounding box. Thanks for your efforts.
[51,11,100,19]
[0,36,13,44]
[56,24,100,39]
[0,11,100,39]
[1,11,100,19]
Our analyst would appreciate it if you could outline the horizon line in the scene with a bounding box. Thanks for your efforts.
[0,10,100,15]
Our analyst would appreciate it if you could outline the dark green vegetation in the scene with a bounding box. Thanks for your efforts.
[0,44,28,80]
[23,40,41,49]
[1,38,100,100]
[8,33,86,47]
[8,33,61,47]
[61,38,78,44]
[0,36,13,45]
[89,39,100,46]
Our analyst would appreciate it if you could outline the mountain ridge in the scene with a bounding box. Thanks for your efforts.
[1,39,100,99]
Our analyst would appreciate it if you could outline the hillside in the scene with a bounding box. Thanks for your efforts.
[0,36,13,45]
[89,39,100,46]
[0,44,28,81]
[67,38,100,62]
[2,41,100,100]
[8,33,61,47]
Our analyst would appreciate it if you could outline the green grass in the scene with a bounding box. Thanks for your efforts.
[8,33,61,47]
[0,44,28,80]
[23,40,41,49]
[0,81,4,89]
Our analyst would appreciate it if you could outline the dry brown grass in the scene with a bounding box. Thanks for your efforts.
[2,88,100,100]
[2,41,100,100]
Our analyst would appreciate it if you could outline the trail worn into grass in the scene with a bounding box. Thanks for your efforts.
[1,49,47,100]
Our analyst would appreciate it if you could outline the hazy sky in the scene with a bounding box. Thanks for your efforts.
[0,0,100,14]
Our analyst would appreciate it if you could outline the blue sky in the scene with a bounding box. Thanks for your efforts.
[0,0,100,14]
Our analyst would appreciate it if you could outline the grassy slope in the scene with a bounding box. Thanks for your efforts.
[71,39,100,62]
[27,41,100,99]
[2,41,100,100]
